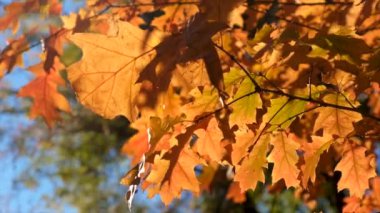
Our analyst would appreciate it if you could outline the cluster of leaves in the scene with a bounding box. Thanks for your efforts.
[1,0,380,211]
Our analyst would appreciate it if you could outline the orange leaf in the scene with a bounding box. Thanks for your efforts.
[66,21,163,120]
[0,36,27,77]
[335,140,376,197]
[300,135,333,188]
[18,63,70,127]
[314,93,362,137]
[194,117,226,162]
[234,134,270,192]
[145,146,202,205]
[267,132,300,188]
[121,129,150,165]
[226,182,246,203]
[231,129,255,165]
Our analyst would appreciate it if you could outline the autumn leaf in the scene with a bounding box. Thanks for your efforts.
[194,117,226,162]
[121,129,150,165]
[300,135,334,188]
[335,140,376,197]
[342,196,372,213]
[234,134,270,192]
[182,86,221,120]
[267,132,300,188]
[0,36,27,77]
[229,76,262,128]
[226,182,246,203]
[66,21,163,121]
[145,146,202,205]
[311,31,371,65]
[314,93,362,137]
[231,129,255,166]
[263,96,306,131]
[198,162,218,192]
[18,62,71,127]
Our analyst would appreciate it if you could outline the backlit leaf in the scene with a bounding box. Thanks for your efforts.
[314,93,362,137]
[300,135,334,188]
[229,77,262,128]
[194,117,226,162]
[335,140,376,197]
[66,21,163,121]
[234,134,270,192]
[18,62,71,127]
[267,132,300,188]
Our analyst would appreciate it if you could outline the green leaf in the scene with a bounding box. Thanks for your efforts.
[60,43,82,66]
[263,96,306,131]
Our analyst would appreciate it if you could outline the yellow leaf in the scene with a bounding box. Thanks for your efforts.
[182,86,221,120]
[230,77,262,128]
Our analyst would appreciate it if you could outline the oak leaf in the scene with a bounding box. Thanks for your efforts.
[182,86,221,120]
[263,96,307,131]
[18,62,71,127]
[231,129,255,165]
[314,93,362,137]
[145,146,202,205]
[194,117,226,162]
[234,134,270,192]
[300,135,334,188]
[0,36,27,77]
[66,21,163,121]
[267,132,300,188]
[335,140,376,197]
[121,129,150,165]
[229,76,262,128]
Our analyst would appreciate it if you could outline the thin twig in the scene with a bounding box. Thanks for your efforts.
[213,43,262,90]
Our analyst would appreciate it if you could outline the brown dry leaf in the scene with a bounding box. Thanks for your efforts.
[267,132,300,188]
[18,62,71,127]
[66,21,163,121]
[300,135,334,188]
[194,117,226,162]
[314,93,362,137]
[335,140,376,197]
[234,134,270,192]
